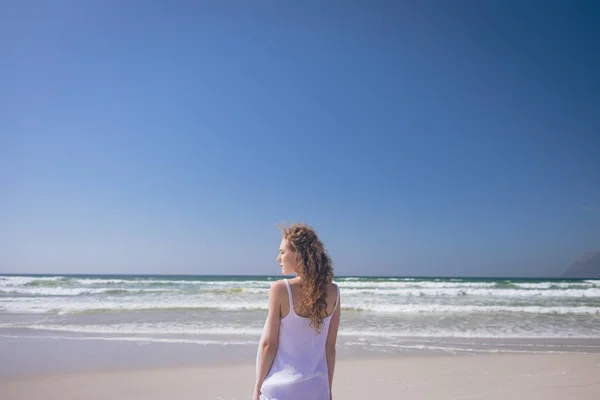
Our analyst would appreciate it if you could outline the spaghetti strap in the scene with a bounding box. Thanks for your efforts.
[284,279,294,312]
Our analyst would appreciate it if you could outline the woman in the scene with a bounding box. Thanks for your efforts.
[255,223,341,400]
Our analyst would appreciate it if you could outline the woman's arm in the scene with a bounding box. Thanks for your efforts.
[254,281,284,396]
[326,285,341,396]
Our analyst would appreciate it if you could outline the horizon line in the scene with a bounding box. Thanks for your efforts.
[0,272,583,279]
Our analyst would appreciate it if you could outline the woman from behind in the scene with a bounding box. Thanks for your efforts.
[255,223,341,400]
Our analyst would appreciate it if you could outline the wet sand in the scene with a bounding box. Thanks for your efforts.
[1,353,599,399]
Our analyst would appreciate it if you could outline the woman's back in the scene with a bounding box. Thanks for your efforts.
[254,223,340,400]
[281,279,339,320]
[256,279,339,400]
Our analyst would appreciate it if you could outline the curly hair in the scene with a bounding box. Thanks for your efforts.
[280,223,334,334]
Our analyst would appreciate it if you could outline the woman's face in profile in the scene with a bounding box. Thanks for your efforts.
[277,239,296,275]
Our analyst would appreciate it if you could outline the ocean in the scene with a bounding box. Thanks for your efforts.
[1,274,599,360]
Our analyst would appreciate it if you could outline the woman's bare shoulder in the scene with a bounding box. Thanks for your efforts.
[269,280,288,296]
[326,282,339,296]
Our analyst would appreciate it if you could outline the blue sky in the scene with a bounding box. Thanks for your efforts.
[1,1,599,277]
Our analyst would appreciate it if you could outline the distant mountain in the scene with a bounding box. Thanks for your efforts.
[562,252,600,278]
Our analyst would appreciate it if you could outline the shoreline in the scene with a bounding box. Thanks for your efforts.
[2,353,599,399]
[3,332,599,379]
[0,350,586,380]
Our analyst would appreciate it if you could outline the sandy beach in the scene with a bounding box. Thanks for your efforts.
[2,275,599,399]
[1,353,599,400]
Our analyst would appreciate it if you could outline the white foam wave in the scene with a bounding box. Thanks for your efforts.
[343,342,591,355]
[2,276,596,293]
[0,299,270,314]
[3,284,599,298]
[2,323,598,340]
[74,279,139,285]
[340,330,600,339]
[335,281,498,288]
[0,276,272,288]
[2,297,598,315]
[70,279,271,289]
[340,288,600,297]
[513,282,594,289]
[0,333,256,346]
[348,303,600,315]
[513,282,553,289]
[0,323,264,336]
[0,276,67,286]
[0,287,170,296]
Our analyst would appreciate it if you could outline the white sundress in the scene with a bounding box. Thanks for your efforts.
[256,279,340,400]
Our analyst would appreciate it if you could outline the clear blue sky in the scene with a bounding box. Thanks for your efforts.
[1,1,599,277]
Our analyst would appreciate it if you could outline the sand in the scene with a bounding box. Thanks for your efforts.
[1,353,599,400]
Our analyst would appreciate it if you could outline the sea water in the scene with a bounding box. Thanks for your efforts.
[1,274,599,361]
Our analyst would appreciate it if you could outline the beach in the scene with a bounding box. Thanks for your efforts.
[1,353,599,399]
[1,275,599,398]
